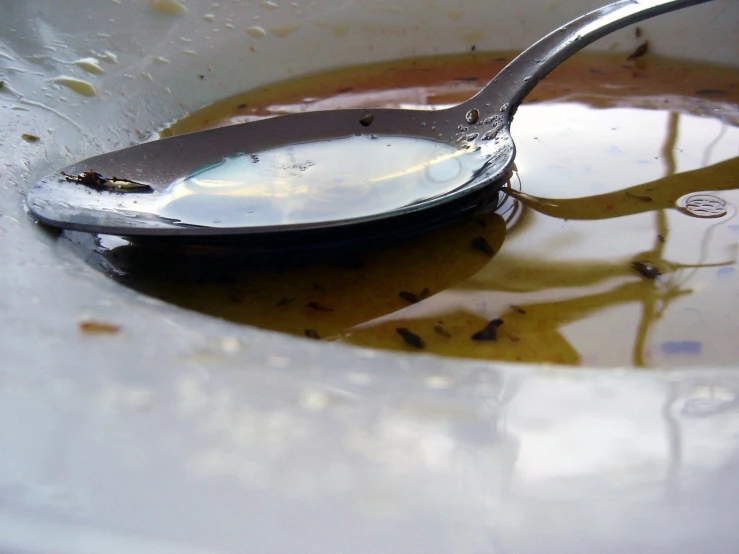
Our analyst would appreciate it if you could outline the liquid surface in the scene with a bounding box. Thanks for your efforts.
[94,51,739,368]
[157,135,484,227]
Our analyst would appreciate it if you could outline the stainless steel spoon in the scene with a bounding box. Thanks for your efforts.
[26,0,713,243]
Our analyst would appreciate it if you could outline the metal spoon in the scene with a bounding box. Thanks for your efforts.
[26,0,713,243]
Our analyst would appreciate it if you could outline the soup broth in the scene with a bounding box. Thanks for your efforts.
[100,51,739,368]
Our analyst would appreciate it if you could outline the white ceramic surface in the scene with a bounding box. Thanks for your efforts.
[1,0,738,552]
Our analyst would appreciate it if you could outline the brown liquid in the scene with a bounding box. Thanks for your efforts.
[109,52,739,368]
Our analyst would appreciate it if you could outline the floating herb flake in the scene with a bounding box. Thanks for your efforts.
[399,291,420,304]
[471,318,503,341]
[627,40,649,60]
[396,327,425,349]
[79,320,121,334]
[472,236,495,256]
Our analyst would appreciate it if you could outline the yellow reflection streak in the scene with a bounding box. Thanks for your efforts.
[503,156,739,221]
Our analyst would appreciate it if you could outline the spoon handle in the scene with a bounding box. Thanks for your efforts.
[471,0,715,114]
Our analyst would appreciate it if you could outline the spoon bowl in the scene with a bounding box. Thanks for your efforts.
[26,0,713,242]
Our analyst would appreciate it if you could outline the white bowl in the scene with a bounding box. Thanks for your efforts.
[1,1,738,552]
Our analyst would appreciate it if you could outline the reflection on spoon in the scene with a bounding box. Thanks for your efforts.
[157,135,481,227]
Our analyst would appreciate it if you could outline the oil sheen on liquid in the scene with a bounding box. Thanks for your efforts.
[107,51,739,368]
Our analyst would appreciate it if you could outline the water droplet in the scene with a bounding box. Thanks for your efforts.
[97,50,119,64]
[74,57,104,74]
[523,76,532,82]
[481,129,498,141]
[49,76,97,96]
[465,108,479,124]
[465,132,479,141]
[457,125,468,132]
[246,25,267,38]
[481,115,501,126]
[499,103,510,112]
[679,194,728,218]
